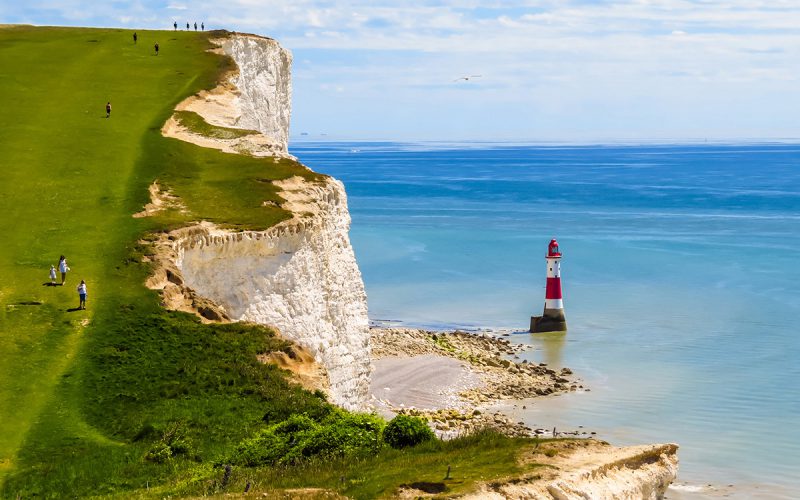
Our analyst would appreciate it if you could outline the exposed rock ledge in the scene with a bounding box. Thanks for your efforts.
[463,441,679,500]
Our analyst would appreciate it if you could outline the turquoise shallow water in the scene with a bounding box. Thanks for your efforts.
[291,142,800,497]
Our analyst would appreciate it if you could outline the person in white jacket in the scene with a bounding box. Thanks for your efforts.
[77,280,87,310]
[58,255,69,285]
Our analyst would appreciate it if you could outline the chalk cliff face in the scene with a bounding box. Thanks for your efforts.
[174,178,372,410]
[221,35,292,152]
[155,33,371,410]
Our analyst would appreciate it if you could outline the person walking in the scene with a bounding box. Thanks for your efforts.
[58,255,69,285]
[49,265,57,285]
[106,101,111,118]
[201,22,204,31]
[133,32,137,44]
[77,280,87,310]
[174,21,178,31]
[194,22,197,31]
[154,42,159,55]
[186,22,190,30]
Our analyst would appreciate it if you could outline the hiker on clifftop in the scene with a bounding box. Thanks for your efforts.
[77,280,87,310]
[133,32,137,44]
[194,22,197,31]
[174,21,178,31]
[58,255,69,285]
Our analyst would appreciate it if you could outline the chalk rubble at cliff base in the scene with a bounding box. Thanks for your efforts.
[371,327,581,401]
[370,327,585,437]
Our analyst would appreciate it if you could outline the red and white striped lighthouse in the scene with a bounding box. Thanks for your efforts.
[530,238,568,333]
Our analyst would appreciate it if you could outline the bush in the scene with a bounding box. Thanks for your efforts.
[289,411,384,462]
[383,415,435,449]
[231,414,318,466]
[144,442,173,464]
[230,411,386,467]
[143,421,194,463]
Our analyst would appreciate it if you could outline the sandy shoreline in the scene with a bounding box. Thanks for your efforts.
[369,327,587,438]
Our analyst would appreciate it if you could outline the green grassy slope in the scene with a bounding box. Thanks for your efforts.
[0,25,218,474]
[0,26,323,497]
[0,26,547,499]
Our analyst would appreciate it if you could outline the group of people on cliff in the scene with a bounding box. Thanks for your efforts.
[49,255,87,310]
[114,22,210,117]
[174,21,204,31]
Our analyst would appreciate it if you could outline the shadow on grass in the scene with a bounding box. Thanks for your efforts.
[400,482,447,493]
[66,307,84,312]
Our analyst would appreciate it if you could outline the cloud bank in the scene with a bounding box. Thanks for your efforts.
[4,1,799,140]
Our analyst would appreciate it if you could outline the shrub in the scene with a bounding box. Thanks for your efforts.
[230,411,385,466]
[231,414,319,466]
[383,415,435,449]
[143,421,194,463]
[144,441,173,464]
[289,411,385,462]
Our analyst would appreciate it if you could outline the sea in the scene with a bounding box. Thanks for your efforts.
[291,141,800,499]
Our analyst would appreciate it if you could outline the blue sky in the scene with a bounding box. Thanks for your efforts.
[3,1,800,141]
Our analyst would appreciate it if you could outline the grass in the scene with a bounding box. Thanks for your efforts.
[0,25,321,497]
[174,110,259,139]
[143,134,320,231]
[0,25,545,498]
[0,25,224,481]
[135,430,546,499]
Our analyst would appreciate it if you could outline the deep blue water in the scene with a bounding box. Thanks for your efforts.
[291,142,800,497]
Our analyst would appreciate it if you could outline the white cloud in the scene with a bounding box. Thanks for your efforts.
[9,0,800,139]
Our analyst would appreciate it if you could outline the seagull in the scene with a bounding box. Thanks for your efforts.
[453,75,482,82]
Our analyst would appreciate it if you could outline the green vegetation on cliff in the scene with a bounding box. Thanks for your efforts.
[0,26,547,498]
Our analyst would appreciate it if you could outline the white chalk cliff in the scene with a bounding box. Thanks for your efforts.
[153,33,371,410]
[465,442,679,500]
[173,178,372,410]
[220,35,292,152]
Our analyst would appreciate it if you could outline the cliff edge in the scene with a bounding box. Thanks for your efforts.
[147,32,371,410]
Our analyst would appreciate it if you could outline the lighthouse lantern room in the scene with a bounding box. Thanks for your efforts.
[530,238,568,333]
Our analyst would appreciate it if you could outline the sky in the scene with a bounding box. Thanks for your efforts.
[3,1,800,142]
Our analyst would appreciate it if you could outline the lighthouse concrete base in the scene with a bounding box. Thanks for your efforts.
[530,311,567,333]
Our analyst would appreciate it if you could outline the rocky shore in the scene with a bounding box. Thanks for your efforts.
[370,327,584,437]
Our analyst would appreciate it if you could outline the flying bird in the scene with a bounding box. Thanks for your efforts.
[453,75,482,82]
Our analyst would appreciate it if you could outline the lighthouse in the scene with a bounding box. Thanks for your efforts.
[530,238,567,333]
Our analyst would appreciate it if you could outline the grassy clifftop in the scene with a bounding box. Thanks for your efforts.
[0,25,321,496]
[0,26,547,498]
